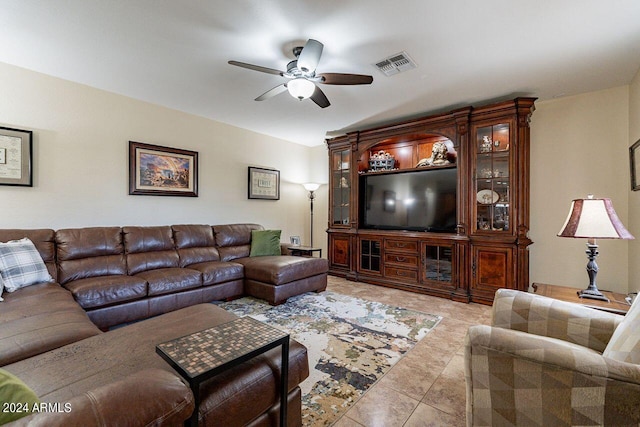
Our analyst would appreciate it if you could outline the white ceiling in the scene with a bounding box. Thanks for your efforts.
[1,1,639,147]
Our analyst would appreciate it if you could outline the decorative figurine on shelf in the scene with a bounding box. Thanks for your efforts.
[340,177,348,188]
[480,136,493,153]
[416,141,454,167]
[478,218,490,230]
[481,168,493,178]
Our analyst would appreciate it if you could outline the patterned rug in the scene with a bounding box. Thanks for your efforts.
[217,291,442,426]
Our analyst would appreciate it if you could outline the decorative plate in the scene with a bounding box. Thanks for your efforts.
[477,189,499,204]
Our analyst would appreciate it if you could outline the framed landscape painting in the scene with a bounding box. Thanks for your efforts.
[129,141,198,197]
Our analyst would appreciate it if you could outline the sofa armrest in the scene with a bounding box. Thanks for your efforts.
[491,288,622,352]
[465,325,640,426]
[8,369,193,426]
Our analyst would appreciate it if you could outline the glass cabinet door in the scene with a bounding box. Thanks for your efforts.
[332,149,350,226]
[475,123,510,233]
[360,239,381,273]
[423,244,453,283]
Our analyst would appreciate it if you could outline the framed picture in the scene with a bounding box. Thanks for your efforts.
[290,236,301,246]
[0,126,32,187]
[129,141,198,197]
[631,139,640,191]
[248,167,280,200]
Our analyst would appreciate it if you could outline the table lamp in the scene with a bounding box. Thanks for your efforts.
[557,195,634,301]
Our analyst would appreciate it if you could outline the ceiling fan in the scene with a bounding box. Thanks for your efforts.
[228,39,373,108]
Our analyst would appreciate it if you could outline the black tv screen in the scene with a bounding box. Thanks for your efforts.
[360,167,457,232]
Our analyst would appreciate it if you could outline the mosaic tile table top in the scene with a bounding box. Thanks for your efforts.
[156,316,289,378]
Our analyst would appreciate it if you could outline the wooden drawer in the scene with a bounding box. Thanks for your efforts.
[384,253,419,268]
[384,239,418,253]
[385,267,418,281]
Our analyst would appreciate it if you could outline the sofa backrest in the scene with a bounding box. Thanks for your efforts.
[123,226,179,275]
[0,224,266,278]
[56,227,127,285]
[0,229,57,281]
[172,224,219,267]
[212,224,263,261]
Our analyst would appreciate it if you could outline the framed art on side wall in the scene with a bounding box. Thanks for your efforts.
[129,141,198,196]
[631,138,640,191]
[0,126,32,187]
[248,167,280,200]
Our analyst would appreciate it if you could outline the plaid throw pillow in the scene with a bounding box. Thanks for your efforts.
[0,238,53,293]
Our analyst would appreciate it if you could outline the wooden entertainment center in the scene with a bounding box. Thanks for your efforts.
[326,97,536,304]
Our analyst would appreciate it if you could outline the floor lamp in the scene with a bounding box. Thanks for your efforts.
[302,183,320,247]
[557,195,634,301]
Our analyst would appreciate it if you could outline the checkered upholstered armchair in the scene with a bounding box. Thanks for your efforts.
[465,288,640,426]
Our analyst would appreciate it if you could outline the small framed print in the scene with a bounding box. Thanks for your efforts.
[0,126,32,187]
[631,138,640,191]
[129,141,198,197]
[248,167,280,200]
[290,236,301,246]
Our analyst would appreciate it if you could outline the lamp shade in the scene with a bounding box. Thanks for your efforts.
[557,196,634,239]
[302,183,320,192]
[288,78,316,100]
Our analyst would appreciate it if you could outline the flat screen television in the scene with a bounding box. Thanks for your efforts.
[360,167,457,232]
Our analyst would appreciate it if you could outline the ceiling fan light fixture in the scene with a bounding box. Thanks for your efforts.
[287,78,315,100]
[229,38,373,108]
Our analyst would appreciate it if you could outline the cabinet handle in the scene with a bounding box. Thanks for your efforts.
[396,243,406,248]
[396,256,406,262]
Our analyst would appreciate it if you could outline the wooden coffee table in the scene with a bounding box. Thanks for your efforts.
[532,283,631,315]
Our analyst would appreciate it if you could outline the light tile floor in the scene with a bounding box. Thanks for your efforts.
[326,276,493,427]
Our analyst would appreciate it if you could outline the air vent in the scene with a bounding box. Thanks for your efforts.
[374,51,417,76]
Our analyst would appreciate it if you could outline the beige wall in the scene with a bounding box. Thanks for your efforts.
[529,86,631,293]
[628,68,640,292]
[0,62,324,252]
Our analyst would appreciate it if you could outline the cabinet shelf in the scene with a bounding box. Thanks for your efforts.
[358,163,456,177]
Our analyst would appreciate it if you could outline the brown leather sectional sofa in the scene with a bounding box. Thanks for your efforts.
[0,223,327,426]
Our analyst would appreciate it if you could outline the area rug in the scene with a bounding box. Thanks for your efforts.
[217,291,442,426]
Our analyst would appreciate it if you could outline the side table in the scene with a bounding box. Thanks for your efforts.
[532,283,631,315]
[156,317,290,427]
[288,245,322,258]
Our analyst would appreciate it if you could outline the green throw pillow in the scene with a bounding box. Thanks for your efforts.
[0,368,40,424]
[250,230,282,257]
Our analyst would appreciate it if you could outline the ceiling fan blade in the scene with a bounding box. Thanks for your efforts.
[297,39,323,74]
[255,84,288,101]
[310,85,330,108]
[228,60,284,76]
[318,73,374,85]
